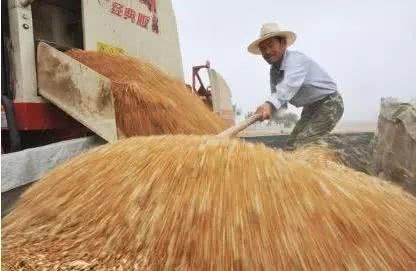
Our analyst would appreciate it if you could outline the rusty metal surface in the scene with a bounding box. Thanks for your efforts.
[37,42,117,142]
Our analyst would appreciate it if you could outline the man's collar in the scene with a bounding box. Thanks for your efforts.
[280,50,289,70]
[271,50,288,71]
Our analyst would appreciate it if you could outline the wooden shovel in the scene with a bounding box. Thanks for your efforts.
[217,113,262,138]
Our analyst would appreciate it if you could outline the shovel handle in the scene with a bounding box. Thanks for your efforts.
[217,113,262,138]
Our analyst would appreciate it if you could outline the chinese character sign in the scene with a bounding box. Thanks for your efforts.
[139,0,156,13]
[110,1,159,34]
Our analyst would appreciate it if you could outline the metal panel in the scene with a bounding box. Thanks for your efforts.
[81,0,184,80]
[37,42,118,142]
[208,68,233,113]
[7,0,39,102]
[208,68,235,124]
[12,102,83,130]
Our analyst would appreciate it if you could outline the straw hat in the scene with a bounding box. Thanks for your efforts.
[248,22,297,55]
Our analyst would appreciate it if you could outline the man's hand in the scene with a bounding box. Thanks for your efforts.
[255,102,274,121]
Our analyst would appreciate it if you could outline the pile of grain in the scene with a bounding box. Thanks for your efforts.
[66,50,228,137]
[3,136,416,270]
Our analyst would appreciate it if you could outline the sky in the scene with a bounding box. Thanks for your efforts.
[171,0,416,122]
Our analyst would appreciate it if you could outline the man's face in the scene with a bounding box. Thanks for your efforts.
[259,37,287,65]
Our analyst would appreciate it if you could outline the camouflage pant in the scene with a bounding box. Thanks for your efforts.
[286,92,344,149]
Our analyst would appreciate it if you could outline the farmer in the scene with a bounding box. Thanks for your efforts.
[248,22,344,149]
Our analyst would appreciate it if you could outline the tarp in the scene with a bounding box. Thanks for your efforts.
[1,136,104,192]
[372,98,416,193]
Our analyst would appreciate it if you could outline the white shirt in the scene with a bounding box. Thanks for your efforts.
[267,50,338,110]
